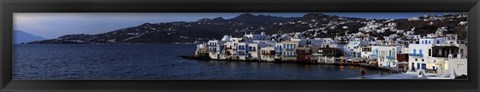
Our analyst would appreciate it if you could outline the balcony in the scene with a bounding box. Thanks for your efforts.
[208,50,217,52]
[285,48,295,51]
[386,56,395,60]
[207,44,217,47]
[409,54,423,57]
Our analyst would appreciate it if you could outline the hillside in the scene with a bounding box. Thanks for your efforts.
[29,13,468,44]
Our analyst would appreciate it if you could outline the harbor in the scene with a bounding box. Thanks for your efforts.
[14,13,468,80]
[189,26,468,79]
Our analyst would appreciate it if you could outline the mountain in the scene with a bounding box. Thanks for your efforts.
[14,30,45,44]
[28,13,468,44]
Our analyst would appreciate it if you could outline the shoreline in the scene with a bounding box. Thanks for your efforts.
[180,55,402,73]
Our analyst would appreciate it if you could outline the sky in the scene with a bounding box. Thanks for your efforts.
[14,12,461,39]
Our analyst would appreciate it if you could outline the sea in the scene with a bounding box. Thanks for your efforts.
[13,44,387,80]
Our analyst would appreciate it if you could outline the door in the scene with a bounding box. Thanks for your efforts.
[411,63,415,71]
[422,63,427,70]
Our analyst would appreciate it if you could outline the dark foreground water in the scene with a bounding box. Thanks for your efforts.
[14,44,386,80]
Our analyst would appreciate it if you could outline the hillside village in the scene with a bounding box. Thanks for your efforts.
[193,14,468,79]
[27,13,469,79]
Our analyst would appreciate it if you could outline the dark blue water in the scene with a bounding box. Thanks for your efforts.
[13,44,385,80]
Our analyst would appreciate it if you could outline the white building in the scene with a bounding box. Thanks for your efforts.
[407,37,447,71]
[195,43,208,56]
[208,40,226,60]
[247,42,269,60]
[260,46,275,62]
[244,32,268,42]
[237,42,248,60]
[305,38,336,47]
[372,45,403,68]
[344,40,368,58]
[273,43,283,60]
[437,58,467,78]
[281,41,299,61]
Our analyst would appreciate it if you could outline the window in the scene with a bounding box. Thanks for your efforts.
[413,49,416,54]
[437,40,440,44]
[389,50,392,56]
[417,63,420,69]
[439,50,442,55]
[415,59,418,61]
[429,49,432,56]
[422,63,427,69]
[422,59,424,62]
[419,49,423,55]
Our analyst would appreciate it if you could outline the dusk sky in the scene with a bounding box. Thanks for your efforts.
[14,12,460,39]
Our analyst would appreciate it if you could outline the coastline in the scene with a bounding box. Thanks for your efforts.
[180,55,403,73]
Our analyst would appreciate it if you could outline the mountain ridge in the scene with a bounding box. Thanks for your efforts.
[14,30,46,44]
[28,13,468,44]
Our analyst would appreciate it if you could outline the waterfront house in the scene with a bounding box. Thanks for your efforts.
[208,40,226,60]
[372,45,403,68]
[311,46,343,63]
[429,37,467,76]
[274,43,283,61]
[396,53,410,71]
[195,43,208,57]
[437,58,467,78]
[224,41,237,60]
[222,35,241,60]
[196,29,467,77]
[430,45,460,72]
[360,46,373,58]
[343,40,368,58]
[407,37,447,72]
[305,38,335,47]
[247,43,260,60]
[260,46,275,62]
[296,46,311,62]
[237,42,248,60]
[247,42,269,61]
[281,41,299,61]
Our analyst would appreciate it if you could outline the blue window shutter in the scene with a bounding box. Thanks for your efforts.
[419,49,423,55]
[417,63,420,69]
[422,64,427,69]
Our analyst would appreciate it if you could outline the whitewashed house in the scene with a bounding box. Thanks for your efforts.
[208,40,226,60]
[281,41,299,61]
[407,37,446,71]
[372,45,403,68]
[237,42,248,60]
[260,46,276,62]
